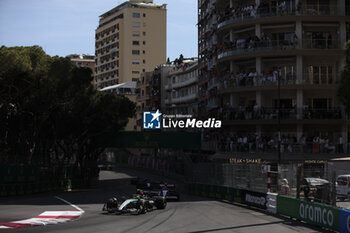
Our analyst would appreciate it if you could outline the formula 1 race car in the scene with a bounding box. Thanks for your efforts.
[159,183,180,201]
[133,179,180,201]
[102,194,166,215]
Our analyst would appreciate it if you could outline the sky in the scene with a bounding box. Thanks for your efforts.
[0,0,198,61]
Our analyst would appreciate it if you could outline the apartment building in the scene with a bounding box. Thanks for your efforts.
[164,59,199,116]
[67,54,96,84]
[100,81,138,131]
[198,0,350,154]
[135,64,175,131]
[95,0,167,89]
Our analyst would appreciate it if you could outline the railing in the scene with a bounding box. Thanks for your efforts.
[301,4,338,16]
[302,108,342,120]
[218,40,297,59]
[302,73,338,85]
[302,39,340,49]
[207,98,218,110]
[208,77,219,90]
[217,107,343,121]
[172,76,198,89]
[218,74,297,90]
[218,4,339,29]
[172,93,198,104]
[202,131,346,154]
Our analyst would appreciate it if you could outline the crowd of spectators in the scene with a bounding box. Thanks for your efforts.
[216,1,294,24]
[216,105,342,121]
[203,132,344,154]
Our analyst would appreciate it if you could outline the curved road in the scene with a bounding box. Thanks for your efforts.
[0,168,330,233]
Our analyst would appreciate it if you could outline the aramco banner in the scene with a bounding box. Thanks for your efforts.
[277,195,341,232]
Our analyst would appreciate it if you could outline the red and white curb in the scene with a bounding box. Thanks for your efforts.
[0,196,84,229]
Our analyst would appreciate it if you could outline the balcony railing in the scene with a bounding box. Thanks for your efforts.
[218,40,297,59]
[217,107,343,121]
[303,39,340,49]
[172,76,198,89]
[201,138,344,154]
[172,93,198,104]
[219,74,297,90]
[218,5,339,29]
[302,73,338,85]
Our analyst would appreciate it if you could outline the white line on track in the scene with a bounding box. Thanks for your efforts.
[54,196,85,212]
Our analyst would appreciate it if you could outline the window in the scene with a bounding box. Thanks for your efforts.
[143,59,146,64]
[143,41,146,45]
[132,22,140,28]
[132,50,140,55]
[133,41,140,45]
[143,13,146,17]
[132,70,140,74]
[132,78,138,82]
[142,69,145,72]
[143,50,145,54]
[133,13,140,18]
[132,31,140,37]
[143,32,146,36]
[132,59,140,64]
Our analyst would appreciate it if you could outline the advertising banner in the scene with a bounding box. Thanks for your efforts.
[341,209,350,233]
[277,196,341,232]
[241,190,267,209]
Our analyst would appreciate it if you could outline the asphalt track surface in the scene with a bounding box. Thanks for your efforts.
[0,168,332,233]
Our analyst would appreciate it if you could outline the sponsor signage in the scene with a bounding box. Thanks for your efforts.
[299,203,335,227]
[341,209,350,233]
[277,195,341,232]
[241,190,267,209]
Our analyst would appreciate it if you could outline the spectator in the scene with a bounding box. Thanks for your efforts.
[281,178,290,195]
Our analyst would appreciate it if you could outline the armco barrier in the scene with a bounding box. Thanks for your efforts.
[341,209,350,233]
[187,183,347,232]
[277,195,341,232]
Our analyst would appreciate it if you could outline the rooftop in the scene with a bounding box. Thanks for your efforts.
[99,0,166,19]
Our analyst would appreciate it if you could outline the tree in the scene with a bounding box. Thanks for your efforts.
[338,41,350,114]
[0,46,135,181]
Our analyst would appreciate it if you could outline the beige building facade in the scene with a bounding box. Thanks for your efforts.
[101,82,138,131]
[67,54,96,84]
[95,0,167,89]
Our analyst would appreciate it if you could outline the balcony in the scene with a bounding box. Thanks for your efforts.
[172,76,198,89]
[207,77,219,90]
[207,98,218,110]
[302,39,340,50]
[172,93,198,104]
[303,73,339,85]
[217,107,343,121]
[218,5,339,30]
[218,40,297,60]
[218,73,298,92]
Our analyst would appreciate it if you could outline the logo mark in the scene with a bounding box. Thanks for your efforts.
[143,110,162,129]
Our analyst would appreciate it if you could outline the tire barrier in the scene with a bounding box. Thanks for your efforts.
[187,183,348,232]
